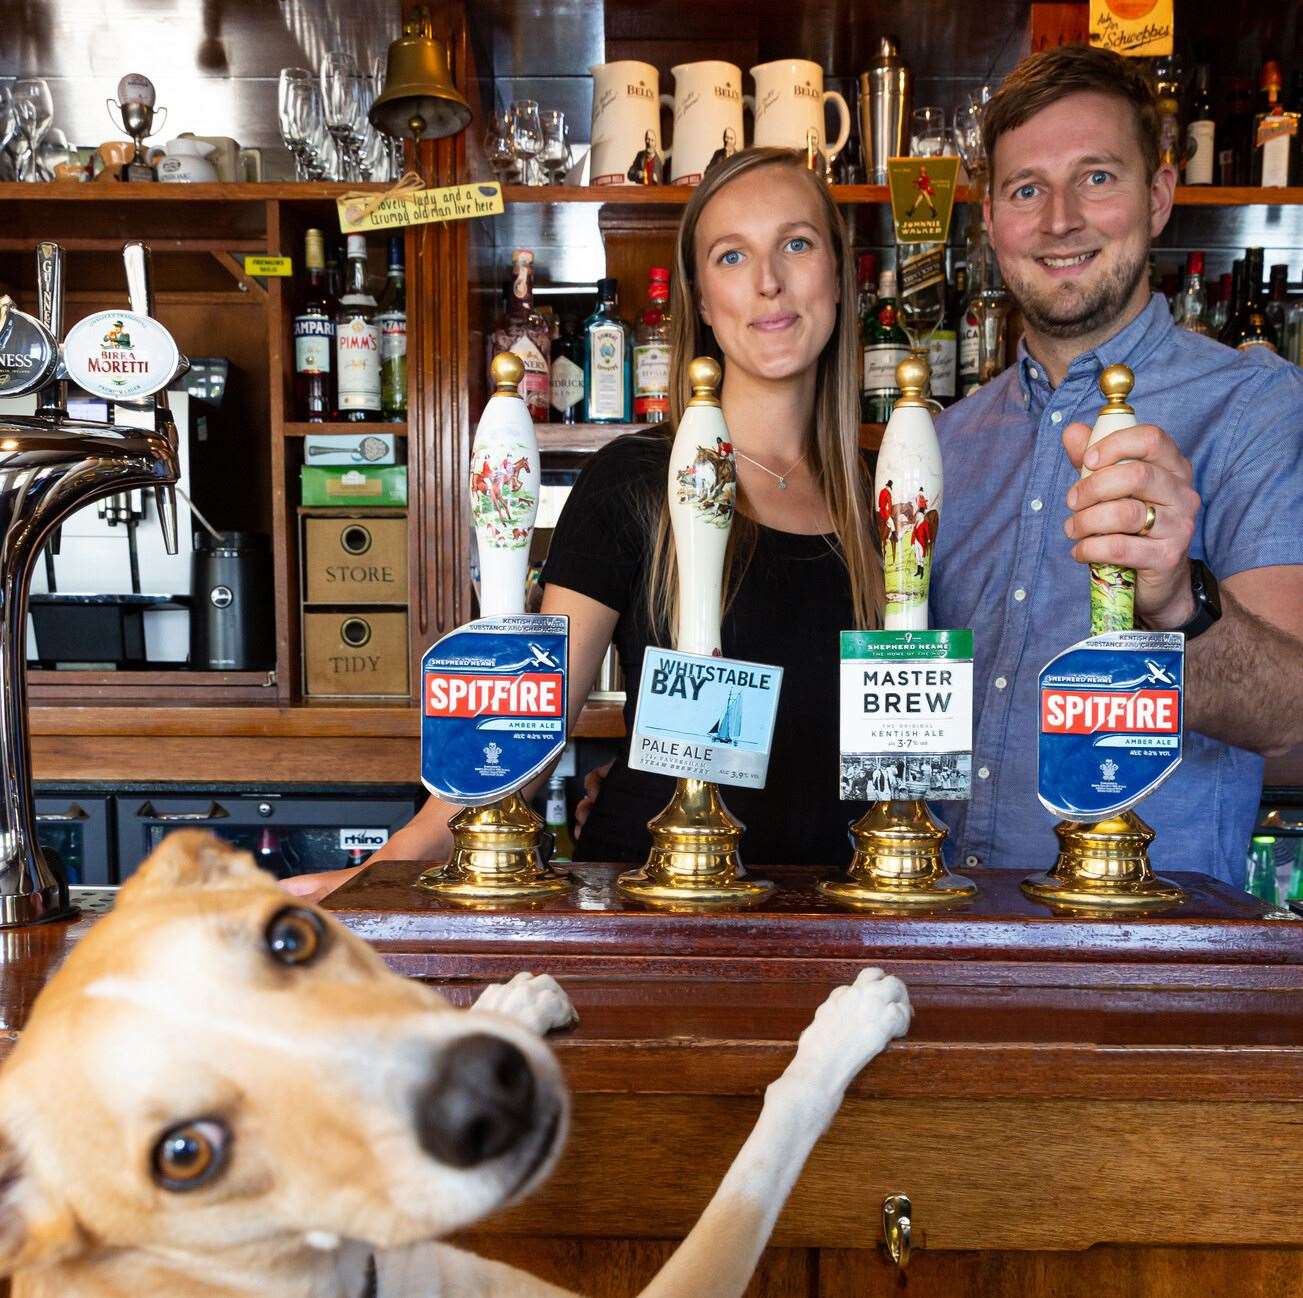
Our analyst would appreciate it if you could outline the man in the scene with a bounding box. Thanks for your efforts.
[932,44,1303,887]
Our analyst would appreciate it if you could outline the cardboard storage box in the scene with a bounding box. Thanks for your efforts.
[303,610,408,697]
[300,465,407,508]
[304,516,407,605]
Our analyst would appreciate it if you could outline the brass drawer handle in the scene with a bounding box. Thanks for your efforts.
[883,1192,911,1270]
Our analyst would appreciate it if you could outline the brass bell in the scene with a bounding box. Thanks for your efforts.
[369,4,472,142]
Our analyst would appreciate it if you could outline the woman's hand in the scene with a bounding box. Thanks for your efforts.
[574,760,613,836]
[279,864,365,904]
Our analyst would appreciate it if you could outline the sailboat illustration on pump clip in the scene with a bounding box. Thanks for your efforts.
[709,689,743,745]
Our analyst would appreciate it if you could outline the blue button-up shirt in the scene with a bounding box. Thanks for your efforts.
[932,294,1303,887]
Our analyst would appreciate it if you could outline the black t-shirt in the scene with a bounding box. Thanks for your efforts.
[542,432,869,866]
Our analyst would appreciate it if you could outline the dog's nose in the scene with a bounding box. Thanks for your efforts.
[416,1033,536,1168]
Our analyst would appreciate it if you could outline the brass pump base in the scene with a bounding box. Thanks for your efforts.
[415,791,571,902]
[820,799,976,908]
[617,777,773,907]
[1020,810,1185,910]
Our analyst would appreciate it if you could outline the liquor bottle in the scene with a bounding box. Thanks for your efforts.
[334,234,381,422]
[1208,273,1231,337]
[1237,307,1279,354]
[1234,247,1277,352]
[1219,79,1255,185]
[926,263,959,407]
[324,237,343,304]
[292,228,335,422]
[582,277,633,424]
[856,251,879,331]
[490,248,551,422]
[632,266,672,424]
[1153,56,1183,171]
[544,774,575,864]
[1265,263,1290,335]
[861,269,910,423]
[958,265,981,397]
[549,315,585,424]
[1184,64,1216,185]
[1218,258,1245,346]
[376,235,407,424]
[972,271,1013,385]
[1176,252,1212,336]
[1254,61,1298,188]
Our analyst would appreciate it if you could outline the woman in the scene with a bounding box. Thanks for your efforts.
[289,146,880,898]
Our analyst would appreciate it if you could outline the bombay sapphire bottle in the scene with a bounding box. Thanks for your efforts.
[582,277,633,424]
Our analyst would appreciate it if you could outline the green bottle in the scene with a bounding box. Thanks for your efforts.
[1247,835,1277,904]
[582,277,633,424]
[861,268,910,424]
[1288,838,1303,904]
[376,236,407,423]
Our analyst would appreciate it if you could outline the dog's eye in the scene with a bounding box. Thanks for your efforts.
[152,1119,229,1192]
[265,905,326,966]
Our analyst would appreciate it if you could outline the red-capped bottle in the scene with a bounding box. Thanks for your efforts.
[632,266,671,424]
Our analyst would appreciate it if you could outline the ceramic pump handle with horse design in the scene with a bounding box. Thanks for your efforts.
[471,352,541,617]
[875,354,942,630]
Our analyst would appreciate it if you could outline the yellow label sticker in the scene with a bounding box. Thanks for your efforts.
[242,256,293,277]
[886,156,960,245]
[1089,0,1174,57]
[336,181,504,234]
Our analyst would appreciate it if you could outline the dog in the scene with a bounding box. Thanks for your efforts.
[0,830,911,1297]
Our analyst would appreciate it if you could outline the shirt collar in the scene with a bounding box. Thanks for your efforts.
[1016,293,1174,411]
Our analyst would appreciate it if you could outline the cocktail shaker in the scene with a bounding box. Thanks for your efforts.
[858,37,911,185]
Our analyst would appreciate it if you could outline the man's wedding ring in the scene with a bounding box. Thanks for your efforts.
[1137,501,1157,537]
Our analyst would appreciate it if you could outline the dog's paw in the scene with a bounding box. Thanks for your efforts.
[473,972,578,1036]
[790,968,911,1094]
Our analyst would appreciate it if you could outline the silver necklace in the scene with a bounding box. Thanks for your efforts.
[732,446,808,490]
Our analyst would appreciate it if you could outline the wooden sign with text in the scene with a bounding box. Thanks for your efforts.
[337,181,504,234]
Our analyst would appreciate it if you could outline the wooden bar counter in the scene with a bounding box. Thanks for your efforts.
[3,862,1302,1296]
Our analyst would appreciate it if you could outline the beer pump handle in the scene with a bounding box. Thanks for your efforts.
[666,357,734,656]
[470,352,540,618]
[1083,364,1138,634]
[122,240,180,557]
[874,354,943,632]
[34,242,67,420]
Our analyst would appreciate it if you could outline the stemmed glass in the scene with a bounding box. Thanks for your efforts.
[539,109,571,185]
[0,86,15,164]
[321,52,364,182]
[370,53,401,179]
[278,68,314,181]
[484,109,517,182]
[510,100,544,186]
[12,79,53,182]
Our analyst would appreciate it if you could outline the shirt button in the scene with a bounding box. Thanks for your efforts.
[1030,498,1043,512]
[978,766,990,779]
[966,854,980,867]
[1028,367,1039,379]
[1014,588,1027,602]
[1051,411,1062,424]
[995,676,1008,690]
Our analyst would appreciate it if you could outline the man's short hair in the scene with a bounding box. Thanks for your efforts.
[983,45,1161,182]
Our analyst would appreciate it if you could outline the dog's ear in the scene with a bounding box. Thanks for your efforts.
[0,1130,84,1276]
[124,829,268,895]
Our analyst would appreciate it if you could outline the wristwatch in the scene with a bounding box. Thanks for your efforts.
[1171,558,1222,640]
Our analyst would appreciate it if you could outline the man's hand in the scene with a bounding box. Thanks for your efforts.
[1062,421,1202,628]
[573,760,613,837]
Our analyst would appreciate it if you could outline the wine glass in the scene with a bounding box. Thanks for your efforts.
[321,52,364,181]
[484,109,517,182]
[12,78,53,182]
[0,85,15,162]
[539,109,570,185]
[510,99,544,186]
[909,106,949,158]
[278,67,314,180]
[371,52,401,178]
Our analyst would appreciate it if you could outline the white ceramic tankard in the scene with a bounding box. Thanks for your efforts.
[663,61,750,184]
[589,60,671,186]
[748,59,850,167]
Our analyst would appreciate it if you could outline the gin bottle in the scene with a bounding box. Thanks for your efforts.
[376,235,407,423]
[582,277,633,424]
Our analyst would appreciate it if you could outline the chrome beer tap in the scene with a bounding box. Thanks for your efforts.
[0,241,181,926]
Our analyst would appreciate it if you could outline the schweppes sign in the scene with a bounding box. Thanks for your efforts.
[886,155,961,245]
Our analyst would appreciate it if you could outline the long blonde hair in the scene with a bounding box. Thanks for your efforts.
[642,147,881,642]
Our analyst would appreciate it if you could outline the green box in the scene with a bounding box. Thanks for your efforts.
[300,464,407,508]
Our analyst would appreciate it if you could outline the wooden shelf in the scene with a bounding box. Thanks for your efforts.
[285,422,407,436]
[504,183,1303,208]
[0,181,388,203]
